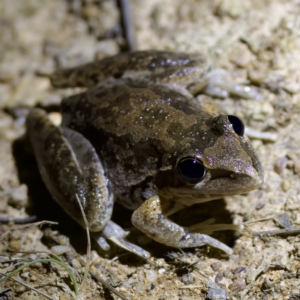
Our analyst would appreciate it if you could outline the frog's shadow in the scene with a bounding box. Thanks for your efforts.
[12,134,236,261]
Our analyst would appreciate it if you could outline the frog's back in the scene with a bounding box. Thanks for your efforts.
[61,81,211,209]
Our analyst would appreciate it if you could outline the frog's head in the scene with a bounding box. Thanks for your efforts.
[159,114,264,204]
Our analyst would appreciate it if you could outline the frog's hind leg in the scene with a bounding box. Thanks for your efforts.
[203,69,262,100]
[26,108,113,232]
[50,51,212,90]
[132,195,233,255]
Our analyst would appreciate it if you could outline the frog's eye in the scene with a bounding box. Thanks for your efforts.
[228,115,245,137]
[178,158,206,184]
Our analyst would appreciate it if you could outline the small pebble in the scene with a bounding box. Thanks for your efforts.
[228,281,246,292]
[281,180,290,192]
[182,273,194,285]
[21,272,29,279]
[248,61,268,83]
[146,270,157,282]
[215,272,223,283]
[211,261,222,271]
[9,240,21,251]
[30,275,38,281]
[230,43,253,68]
[255,200,265,210]
[48,112,62,127]
[51,245,71,255]
[207,281,227,300]
[232,267,247,274]
[274,156,289,174]
[135,282,144,293]
[8,184,28,207]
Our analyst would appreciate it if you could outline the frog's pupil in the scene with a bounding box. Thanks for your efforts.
[228,115,245,137]
[178,158,206,183]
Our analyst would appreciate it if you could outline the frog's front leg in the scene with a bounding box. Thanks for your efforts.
[132,195,233,255]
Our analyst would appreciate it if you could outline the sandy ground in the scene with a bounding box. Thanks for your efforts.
[1,0,300,299]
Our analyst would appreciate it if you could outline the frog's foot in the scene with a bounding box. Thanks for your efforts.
[203,69,262,100]
[132,195,233,255]
[92,221,150,259]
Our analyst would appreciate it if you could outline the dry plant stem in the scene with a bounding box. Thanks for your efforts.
[119,0,136,51]
[243,216,277,224]
[254,227,300,237]
[0,256,27,263]
[74,195,128,300]
[0,220,58,241]
[11,220,58,229]
[179,285,203,289]
[0,271,55,300]
[0,215,37,224]
[7,250,71,267]
[75,194,91,292]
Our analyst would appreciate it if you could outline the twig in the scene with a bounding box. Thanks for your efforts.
[118,0,136,51]
[5,250,71,266]
[0,215,37,224]
[0,256,28,263]
[243,216,276,224]
[254,227,300,237]
[9,220,58,230]
[0,220,58,241]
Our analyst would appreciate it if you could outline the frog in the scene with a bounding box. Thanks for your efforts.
[26,51,264,258]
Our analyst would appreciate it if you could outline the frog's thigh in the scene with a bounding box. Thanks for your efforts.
[26,109,113,231]
[132,196,233,255]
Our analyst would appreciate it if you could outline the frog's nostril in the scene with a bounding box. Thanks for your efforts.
[178,158,206,184]
[228,115,245,137]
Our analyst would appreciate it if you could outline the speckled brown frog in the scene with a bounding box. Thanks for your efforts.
[26,51,264,258]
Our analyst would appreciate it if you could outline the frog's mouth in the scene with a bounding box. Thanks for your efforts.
[159,170,263,205]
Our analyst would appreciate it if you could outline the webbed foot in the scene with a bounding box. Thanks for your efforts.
[92,220,150,259]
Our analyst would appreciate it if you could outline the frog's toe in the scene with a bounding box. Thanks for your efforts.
[92,221,150,259]
[93,235,110,251]
[205,68,262,100]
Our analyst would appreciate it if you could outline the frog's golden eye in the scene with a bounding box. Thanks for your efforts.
[228,115,245,137]
[178,158,206,184]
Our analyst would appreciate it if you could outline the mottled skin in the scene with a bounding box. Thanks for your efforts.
[51,51,211,94]
[26,51,264,258]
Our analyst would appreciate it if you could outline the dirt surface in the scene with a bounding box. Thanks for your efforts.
[1,0,300,299]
